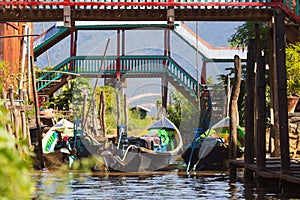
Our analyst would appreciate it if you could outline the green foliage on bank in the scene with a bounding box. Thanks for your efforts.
[166,91,200,135]
[286,42,300,96]
[0,102,35,200]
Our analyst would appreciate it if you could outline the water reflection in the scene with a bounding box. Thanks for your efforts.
[32,170,300,200]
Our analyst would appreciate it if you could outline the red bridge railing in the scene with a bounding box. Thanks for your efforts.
[0,1,299,22]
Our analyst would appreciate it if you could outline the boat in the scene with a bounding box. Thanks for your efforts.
[182,117,245,171]
[40,118,105,169]
[98,117,183,172]
[41,119,77,169]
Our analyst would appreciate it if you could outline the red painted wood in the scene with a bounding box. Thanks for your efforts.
[0,1,280,7]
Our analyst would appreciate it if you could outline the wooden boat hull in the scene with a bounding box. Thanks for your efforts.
[102,147,178,172]
[100,117,183,172]
[182,137,243,171]
[182,140,228,171]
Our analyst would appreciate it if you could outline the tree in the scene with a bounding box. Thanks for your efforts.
[286,42,300,96]
[167,91,200,142]
[228,21,269,52]
[49,77,93,120]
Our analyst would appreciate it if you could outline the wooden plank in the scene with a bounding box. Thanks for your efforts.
[256,170,280,179]
[280,174,300,184]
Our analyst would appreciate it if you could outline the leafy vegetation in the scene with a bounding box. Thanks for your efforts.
[48,77,93,120]
[0,102,35,200]
[228,21,269,52]
[286,42,300,96]
[167,91,200,136]
[0,61,20,91]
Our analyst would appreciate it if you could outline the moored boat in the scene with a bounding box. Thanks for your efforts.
[99,117,183,172]
[182,117,245,171]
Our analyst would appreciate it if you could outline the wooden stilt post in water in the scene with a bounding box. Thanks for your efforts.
[253,24,261,157]
[116,89,121,140]
[30,56,45,169]
[268,27,280,157]
[82,90,87,128]
[98,93,102,134]
[101,91,106,137]
[229,55,242,181]
[225,75,231,117]
[93,99,97,136]
[161,73,168,116]
[124,94,128,134]
[274,8,290,174]
[244,39,256,182]
[256,56,266,171]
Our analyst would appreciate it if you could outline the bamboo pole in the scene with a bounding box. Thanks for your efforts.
[82,39,110,131]
[124,94,128,133]
[93,99,97,136]
[116,90,121,139]
[100,91,106,137]
[30,56,45,169]
[82,92,87,127]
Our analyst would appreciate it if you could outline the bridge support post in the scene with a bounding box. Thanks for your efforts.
[256,55,266,171]
[244,39,256,183]
[268,25,280,157]
[274,8,290,174]
[64,6,72,28]
[167,8,174,29]
[117,29,121,80]
[69,30,77,72]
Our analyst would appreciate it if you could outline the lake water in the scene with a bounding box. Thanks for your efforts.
[32,169,300,200]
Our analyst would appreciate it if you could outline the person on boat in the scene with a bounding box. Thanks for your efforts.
[54,131,75,163]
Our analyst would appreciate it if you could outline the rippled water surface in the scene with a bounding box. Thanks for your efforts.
[32,170,298,200]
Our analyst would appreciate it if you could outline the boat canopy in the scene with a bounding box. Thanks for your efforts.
[147,117,176,130]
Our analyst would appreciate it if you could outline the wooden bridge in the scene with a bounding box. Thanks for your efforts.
[0,0,299,24]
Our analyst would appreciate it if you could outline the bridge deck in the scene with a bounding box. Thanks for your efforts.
[0,9,273,22]
[0,1,299,23]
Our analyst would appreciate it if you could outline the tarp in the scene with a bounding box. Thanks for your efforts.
[147,117,175,130]
[42,119,74,153]
[206,117,245,147]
